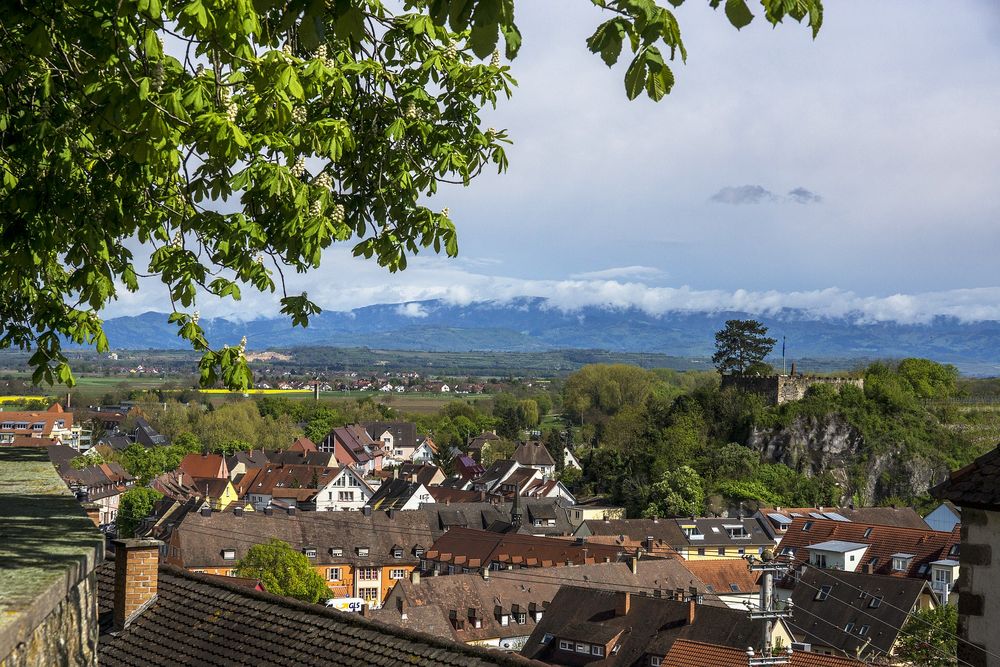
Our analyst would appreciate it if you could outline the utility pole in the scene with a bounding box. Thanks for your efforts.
[781,336,786,375]
[747,550,793,666]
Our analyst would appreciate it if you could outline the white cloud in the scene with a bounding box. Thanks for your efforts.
[395,302,429,318]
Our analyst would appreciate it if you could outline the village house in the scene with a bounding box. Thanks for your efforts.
[237,463,373,511]
[513,441,556,477]
[421,527,628,575]
[923,500,962,532]
[376,558,715,652]
[756,505,930,546]
[320,425,384,473]
[179,452,230,480]
[575,515,775,560]
[49,444,134,528]
[680,559,760,611]
[774,516,961,603]
[164,507,431,608]
[367,477,433,511]
[659,639,864,666]
[788,568,938,661]
[931,443,1000,667]
[0,403,85,449]
[520,586,794,666]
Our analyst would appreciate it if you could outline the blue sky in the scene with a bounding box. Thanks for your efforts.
[113,1,1000,323]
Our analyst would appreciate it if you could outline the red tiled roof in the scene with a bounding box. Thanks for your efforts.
[0,406,73,438]
[777,517,960,578]
[425,527,626,568]
[289,436,317,453]
[179,453,229,480]
[662,640,863,666]
[681,559,759,595]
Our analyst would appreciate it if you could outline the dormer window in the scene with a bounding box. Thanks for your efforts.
[414,547,425,558]
[468,608,482,628]
[949,545,960,558]
[393,548,403,559]
[892,553,914,572]
[222,549,236,560]
[357,547,370,557]
[303,548,317,559]
[331,547,343,557]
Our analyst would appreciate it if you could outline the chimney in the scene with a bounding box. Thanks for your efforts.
[481,567,490,581]
[264,507,273,516]
[687,597,696,625]
[615,591,630,617]
[388,509,396,520]
[410,570,421,585]
[234,506,243,517]
[81,502,101,527]
[363,505,372,517]
[287,506,296,516]
[112,539,162,630]
[200,507,211,517]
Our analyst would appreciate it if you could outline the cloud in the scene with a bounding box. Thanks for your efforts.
[394,302,429,318]
[709,185,777,205]
[788,187,823,204]
[570,266,666,280]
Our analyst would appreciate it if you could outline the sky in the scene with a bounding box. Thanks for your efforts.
[111,1,1000,323]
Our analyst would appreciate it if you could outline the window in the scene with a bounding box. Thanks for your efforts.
[949,545,960,558]
[515,611,526,624]
[338,491,355,502]
[650,658,662,667]
[844,623,854,633]
[892,557,909,572]
[729,583,741,593]
[358,567,379,580]
[415,547,425,558]
[222,549,236,560]
[869,596,883,609]
[499,614,509,627]
[697,548,706,556]
[303,548,317,558]
[858,625,870,636]
[327,567,342,581]
[576,643,589,654]
[541,634,554,646]
[934,568,953,584]
[558,640,573,651]
[780,546,796,557]
[331,548,343,557]
[717,548,726,556]
[813,554,828,568]
[815,585,832,601]
[358,587,380,602]
[737,548,745,555]
[803,521,813,531]
[592,645,605,657]
[863,527,873,538]
[357,547,369,557]
[390,569,406,580]
[393,548,403,559]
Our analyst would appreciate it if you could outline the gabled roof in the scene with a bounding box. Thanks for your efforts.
[265,449,338,467]
[96,562,537,667]
[662,640,864,666]
[133,417,167,446]
[776,517,960,578]
[424,527,626,569]
[788,568,933,658]
[398,463,444,486]
[513,441,555,467]
[369,478,425,511]
[418,499,577,537]
[759,506,929,531]
[288,436,317,452]
[931,444,1000,510]
[522,587,776,665]
[179,453,229,480]
[361,421,419,450]
[467,431,500,451]
[238,464,368,498]
[578,517,687,545]
[330,425,376,464]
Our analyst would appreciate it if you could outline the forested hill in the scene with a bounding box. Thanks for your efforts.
[97,298,1000,373]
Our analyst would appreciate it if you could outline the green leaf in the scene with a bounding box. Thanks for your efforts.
[448,0,475,32]
[587,19,627,67]
[725,0,754,30]
[624,52,646,101]
[469,0,501,59]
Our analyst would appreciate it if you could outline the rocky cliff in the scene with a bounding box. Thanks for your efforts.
[747,414,949,505]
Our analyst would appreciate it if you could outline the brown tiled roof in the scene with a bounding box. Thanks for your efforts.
[584,534,679,559]
[579,517,687,546]
[0,405,73,438]
[330,425,375,464]
[179,453,228,480]
[289,436,317,452]
[761,506,929,530]
[521,587,775,665]
[776,517,960,579]
[362,421,418,450]
[931,444,1000,510]
[427,487,491,504]
[788,569,931,658]
[424,527,627,569]
[399,463,443,486]
[169,508,432,569]
[662,640,863,666]
[378,558,719,643]
[681,559,759,595]
[513,441,555,467]
[96,562,539,666]
[237,463,360,497]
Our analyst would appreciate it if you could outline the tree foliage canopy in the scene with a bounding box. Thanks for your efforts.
[234,538,330,603]
[712,319,776,376]
[893,604,957,667]
[117,486,163,537]
[2,0,821,389]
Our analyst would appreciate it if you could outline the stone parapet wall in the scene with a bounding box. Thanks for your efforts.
[0,448,104,667]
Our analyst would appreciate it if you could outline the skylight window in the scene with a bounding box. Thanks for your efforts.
[815,585,832,601]
[858,625,870,636]
[803,521,813,531]
[869,596,883,609]
[863,527,873,539]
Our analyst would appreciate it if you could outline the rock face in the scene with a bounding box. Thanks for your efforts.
[747,414,948,505]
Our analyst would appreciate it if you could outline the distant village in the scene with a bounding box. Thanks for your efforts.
[2,398,996,667]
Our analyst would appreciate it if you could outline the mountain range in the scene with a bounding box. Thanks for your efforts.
[96,298,1000,374]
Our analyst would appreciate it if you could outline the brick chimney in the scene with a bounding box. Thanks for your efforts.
[687,597,696,625]
[112,538,162,630]
[81,502,101,527]
[615,591,630,617]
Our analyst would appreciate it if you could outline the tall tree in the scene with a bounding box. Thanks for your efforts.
[234,539,330,604]
[893,605,957,667]
[117,487,163,537]
[712,319,777,376]
[1,1,822,389]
